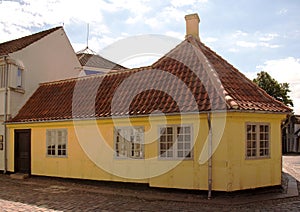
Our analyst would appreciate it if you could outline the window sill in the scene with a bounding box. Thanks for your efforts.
[10,86,25,94]
[158,157,193,161]
[46,155,68,158]
[114,156,144,160]
[245,156,271,160]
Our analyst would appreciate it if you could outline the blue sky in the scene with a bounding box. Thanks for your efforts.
[0,0,299,113]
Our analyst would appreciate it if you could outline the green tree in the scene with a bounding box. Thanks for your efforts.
[253,71,293,107]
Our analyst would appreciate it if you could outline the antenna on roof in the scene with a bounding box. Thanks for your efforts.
[86,23,89,48]
[76,23,97,55]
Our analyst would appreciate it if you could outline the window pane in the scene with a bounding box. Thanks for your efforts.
[247,134,251,140]
[246,123,270,159]
[177,127,182,134]
[184,135,191,141]
[167,151,173,157]
[178,143,183,149]
[185,152,190,158]
[260,125,264,132]
[115,127,144,159]
[177,135,183,141]
[46,129,67,157]
[247,150,251,157]
[184,127,190,134]
[160,125,192,159]
[184,143,191,149]
[265,126,269,132]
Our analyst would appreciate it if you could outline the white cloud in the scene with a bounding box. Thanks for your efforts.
[114,0,152,16]
[259,33,279,42]
[0,0,113,42]
[228,47,239,53]
[144,17,161,29]
[121,55,159,68]
[170,0,208,8]
[236,41,257,48]
[164,31,184,40]
[256,57,300,114]
[203,37,218,43]
[233,30,248,37]
[259,42,280,48]
[278,8,288,15]
[233,32,280,50]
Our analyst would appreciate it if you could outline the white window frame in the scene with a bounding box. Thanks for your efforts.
[46,129,68,157]
[245,123,270,159]
[159,125,193,160]
[114,126,144,159]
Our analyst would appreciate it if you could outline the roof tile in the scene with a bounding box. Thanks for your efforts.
[10,36,291,123]
[77,53,126,70]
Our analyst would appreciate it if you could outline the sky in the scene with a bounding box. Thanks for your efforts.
[0,0,300,114]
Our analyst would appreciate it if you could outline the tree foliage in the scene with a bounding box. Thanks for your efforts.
[253,71,293,107]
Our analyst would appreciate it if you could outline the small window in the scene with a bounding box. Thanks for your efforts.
[0,65,6,88]
[16,68,23,88]
[114,127,144,159]
[0,135,3,151]
[159,125,192,159]
[46,129,67,157]
[246,123,270,159]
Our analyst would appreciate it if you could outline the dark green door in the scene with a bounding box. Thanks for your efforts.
[14,129,31,174]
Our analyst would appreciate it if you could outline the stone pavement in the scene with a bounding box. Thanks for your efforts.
[0,156,299,211]
[283,154,300,182]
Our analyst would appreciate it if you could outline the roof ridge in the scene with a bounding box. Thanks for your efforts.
[1,26,62,45]
[40,66,152,86]
[77,52,127,69]
[0,26,63,56]
[190,37,291,111]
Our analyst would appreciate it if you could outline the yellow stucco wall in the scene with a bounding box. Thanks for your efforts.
[7,112,286,191]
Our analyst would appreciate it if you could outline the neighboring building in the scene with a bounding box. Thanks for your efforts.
[0,27,82,171]
[77,47,126,76]
[6,14,291,192]
[282,115,300,153]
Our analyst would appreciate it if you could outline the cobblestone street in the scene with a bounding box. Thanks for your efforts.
[0,155,299,211]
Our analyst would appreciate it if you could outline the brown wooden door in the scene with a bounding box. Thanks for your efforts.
[14,129,31,174]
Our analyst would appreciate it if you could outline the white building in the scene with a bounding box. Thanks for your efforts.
[0,27,82,171]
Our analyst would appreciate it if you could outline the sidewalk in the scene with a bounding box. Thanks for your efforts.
[6,171,298,205]
[0,156,298,211]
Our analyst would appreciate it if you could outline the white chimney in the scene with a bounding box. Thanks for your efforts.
[185,13,200,40]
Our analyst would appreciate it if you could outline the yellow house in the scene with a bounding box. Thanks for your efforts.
[6,14,291,192]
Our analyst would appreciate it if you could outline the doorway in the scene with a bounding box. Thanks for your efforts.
[14,129,31,174]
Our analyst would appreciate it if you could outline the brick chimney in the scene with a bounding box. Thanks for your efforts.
[185,13,200,40]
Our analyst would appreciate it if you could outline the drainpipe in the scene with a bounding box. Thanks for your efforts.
[3,56,9,173]
[207,112,212,199]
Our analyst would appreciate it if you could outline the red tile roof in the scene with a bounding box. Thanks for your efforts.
[10,36,291,123]
[77,53,126,70]
[0,27,62,56]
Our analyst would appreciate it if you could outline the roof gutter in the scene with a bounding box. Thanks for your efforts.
[7,108,291,125]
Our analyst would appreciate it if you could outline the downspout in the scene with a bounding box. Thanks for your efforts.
[3,56,9,173]
[207,112,212,199]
